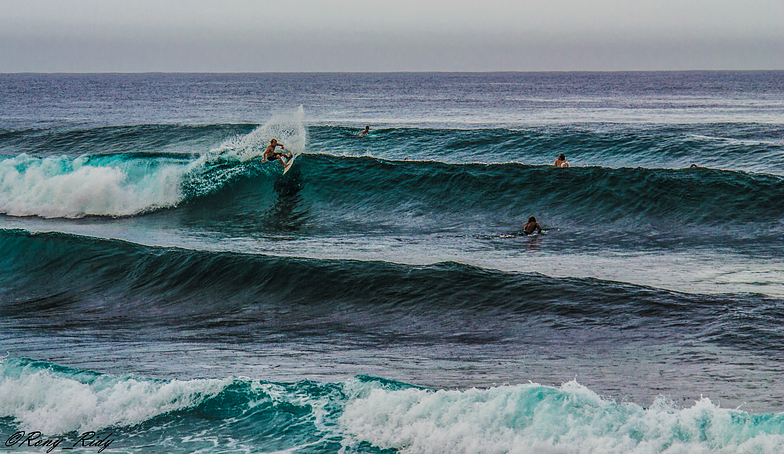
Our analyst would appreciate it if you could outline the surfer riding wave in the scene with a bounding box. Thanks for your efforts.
[262,139,292,166]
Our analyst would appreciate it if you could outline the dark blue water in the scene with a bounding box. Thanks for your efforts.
[1,72,783,453]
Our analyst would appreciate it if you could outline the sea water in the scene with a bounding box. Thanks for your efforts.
[0,72,783,453]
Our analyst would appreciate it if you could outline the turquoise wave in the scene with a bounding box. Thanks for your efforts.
[1,123,782,228]
[2,357,783,454]
[2,146,782,229]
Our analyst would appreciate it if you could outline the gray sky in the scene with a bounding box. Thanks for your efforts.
[1,0,782,72]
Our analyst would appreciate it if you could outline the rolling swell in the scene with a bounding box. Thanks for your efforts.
[1,229,781,352]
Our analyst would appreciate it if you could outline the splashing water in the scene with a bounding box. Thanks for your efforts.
[207,106,308,162]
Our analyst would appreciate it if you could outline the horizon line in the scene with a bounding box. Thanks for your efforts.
[2,69,784,75]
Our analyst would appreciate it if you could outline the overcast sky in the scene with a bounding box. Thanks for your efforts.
[1,0,782,72]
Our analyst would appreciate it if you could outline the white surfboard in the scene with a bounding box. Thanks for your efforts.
[282,154,299,175]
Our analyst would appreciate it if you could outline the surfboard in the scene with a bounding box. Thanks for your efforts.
[282,154,298,175]
[498,230,547,238]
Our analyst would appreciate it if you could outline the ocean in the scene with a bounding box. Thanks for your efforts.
[0,71,783,453]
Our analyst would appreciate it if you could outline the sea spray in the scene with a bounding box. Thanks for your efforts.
[207,106,308,162]
[180,106,309,199]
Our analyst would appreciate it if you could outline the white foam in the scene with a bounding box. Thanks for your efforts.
[0,153,185,218]
[340,379,784,454]
[0,363,230,435]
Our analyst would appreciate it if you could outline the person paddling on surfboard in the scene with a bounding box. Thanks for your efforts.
[262,139,292,166]
[521,216,543,235]
[554,153,569,168]
[359,125,370,137]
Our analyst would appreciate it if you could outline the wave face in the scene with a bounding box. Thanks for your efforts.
[210,152,784,230]
[2,358,784,454]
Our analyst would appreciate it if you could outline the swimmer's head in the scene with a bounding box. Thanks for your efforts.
[528,216,536,223]
[558,153,566,160]
[270,139,277,144]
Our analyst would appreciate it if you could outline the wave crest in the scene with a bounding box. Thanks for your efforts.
[341,378,784,453]
[0,153,185,218]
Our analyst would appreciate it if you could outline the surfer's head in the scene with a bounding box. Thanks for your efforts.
[528,216,536,223]
[270,139,277,144]
[558,153,566,160]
